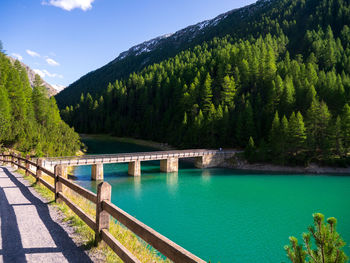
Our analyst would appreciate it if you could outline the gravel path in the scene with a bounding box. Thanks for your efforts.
[0,165,94,263]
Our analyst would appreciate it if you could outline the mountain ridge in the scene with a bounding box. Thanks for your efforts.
[111,0,272,62]
[55,0,277,107]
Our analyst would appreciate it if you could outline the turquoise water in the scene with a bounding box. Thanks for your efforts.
[74,137,350,262]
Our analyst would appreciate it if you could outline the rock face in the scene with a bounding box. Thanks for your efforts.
[8,56,58,96]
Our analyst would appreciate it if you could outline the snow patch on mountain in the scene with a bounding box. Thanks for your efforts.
[113,10,232,62]
[113,0,274,63]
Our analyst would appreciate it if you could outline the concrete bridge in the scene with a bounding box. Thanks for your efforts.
[42,149,238,180]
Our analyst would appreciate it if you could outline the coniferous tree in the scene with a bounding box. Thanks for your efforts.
[201,73,213,114]
[285,213,348,263]
[0,51,80,156]
[221,75,236,108]
[0,85,11,142]
[269,111,281,156]
[306,100,332,156]
[280,115,289,164]
[341,104,350,152]
[288,112,307,156]
[331,116,345,157]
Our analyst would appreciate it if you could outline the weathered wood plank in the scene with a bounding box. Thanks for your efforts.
[27,169,36,177]
[102,201,206,263]
[39,166,55,178]
[58,192,96,230]
[27,160,37,166]
[38,177,55,192]
[15,156,27,162]
[101,229,141,263]
[58,176,97,203]
[16,163,27,171]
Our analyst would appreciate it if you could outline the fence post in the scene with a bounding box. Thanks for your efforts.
[5,152,9,164]
[14,153,19,169]
[54,165,63,203]
[36,158,43,184]
[25,155,30,176]
[17,154,21,169]
[95,182,111,245]
[11,152,15,167]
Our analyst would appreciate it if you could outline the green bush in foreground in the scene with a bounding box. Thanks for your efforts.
[285,213,348,263]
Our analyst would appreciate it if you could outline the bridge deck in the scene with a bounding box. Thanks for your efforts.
[43,149,237,166]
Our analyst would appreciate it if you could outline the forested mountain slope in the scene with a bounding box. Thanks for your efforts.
[56,0,350,108]
[61,0,350,165]
[0,51,80,156]
[7,56,58,96]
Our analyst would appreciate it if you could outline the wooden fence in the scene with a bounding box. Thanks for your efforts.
[0,152,205,263]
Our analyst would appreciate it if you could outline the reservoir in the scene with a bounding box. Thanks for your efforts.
[74,136,350,262]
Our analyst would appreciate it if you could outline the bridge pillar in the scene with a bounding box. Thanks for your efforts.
[128,161,141,176]
[91,164,104,181]
[160,158,178,173]
[195,155,214,169]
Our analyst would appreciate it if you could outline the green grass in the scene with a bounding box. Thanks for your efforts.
[80,134,175,151]
[15,168,169,263]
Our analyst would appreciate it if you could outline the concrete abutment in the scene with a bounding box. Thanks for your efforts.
[195,153,235,168]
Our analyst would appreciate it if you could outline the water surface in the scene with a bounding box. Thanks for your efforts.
[74,137,350,262]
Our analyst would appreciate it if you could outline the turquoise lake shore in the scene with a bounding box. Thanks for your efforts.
[73,137,350,262]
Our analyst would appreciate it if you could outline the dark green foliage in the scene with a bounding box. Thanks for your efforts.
[60,0,350,165]
[288,112,306,155]
[244,137,256,162]
[56,0,350,109]
[0,51,80,156]
[285,213,348,263]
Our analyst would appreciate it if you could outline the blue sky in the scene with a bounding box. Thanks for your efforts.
[0,0,257,89]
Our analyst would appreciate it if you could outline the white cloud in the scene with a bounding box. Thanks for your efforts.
[42,0,95,11]
[34,69,63,79]
[11,53,23,61]
[26,49,40,57]
[46,58,60,66]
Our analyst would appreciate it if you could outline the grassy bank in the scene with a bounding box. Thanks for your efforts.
[15,167,168,263]
[80,134,176,151]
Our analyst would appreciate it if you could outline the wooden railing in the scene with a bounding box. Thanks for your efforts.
[0,152,205,263]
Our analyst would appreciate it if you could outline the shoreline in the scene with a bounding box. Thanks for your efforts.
[80,134,176,151]
[221,160,350,175]
[79,134,350,175]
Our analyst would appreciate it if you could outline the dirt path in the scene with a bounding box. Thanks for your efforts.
[0,165,93,263]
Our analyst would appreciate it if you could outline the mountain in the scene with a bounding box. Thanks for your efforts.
[60,0,350,165]
[0,52,80,156]
[55,0,288,107]
[8,56,58,96]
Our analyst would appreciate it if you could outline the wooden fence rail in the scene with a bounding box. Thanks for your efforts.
[0,153,205,263]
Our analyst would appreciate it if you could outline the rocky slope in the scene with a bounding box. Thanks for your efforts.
[8,56,58,96]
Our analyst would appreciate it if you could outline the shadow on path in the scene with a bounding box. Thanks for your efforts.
[0,167,93,263]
